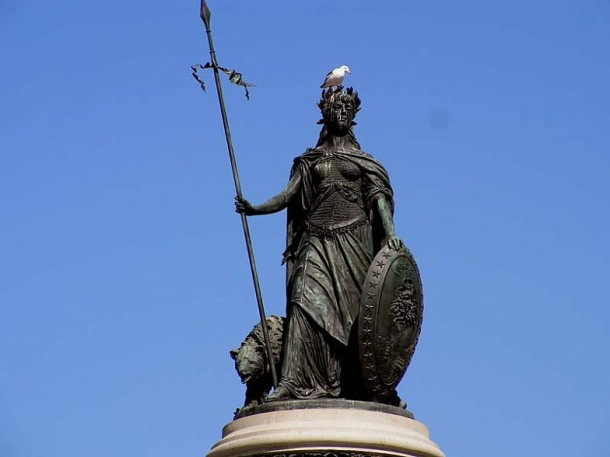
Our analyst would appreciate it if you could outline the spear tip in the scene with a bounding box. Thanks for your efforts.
[200,0,211,28]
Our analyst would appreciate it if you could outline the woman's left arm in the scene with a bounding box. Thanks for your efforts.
[375,195,403,250]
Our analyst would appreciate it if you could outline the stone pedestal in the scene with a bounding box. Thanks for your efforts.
[208,400,444,457]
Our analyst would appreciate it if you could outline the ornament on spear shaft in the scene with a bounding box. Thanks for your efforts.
[192,63,255,100]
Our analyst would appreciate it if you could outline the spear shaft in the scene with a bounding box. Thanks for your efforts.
[198,0,278,388]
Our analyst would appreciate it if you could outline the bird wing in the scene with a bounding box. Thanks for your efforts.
[321,69,334,84]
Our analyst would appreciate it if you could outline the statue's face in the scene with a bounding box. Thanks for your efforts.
[328,99,355,133]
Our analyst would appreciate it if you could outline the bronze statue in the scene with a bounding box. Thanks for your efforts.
[195,0,422,414]
[236,86,421,405]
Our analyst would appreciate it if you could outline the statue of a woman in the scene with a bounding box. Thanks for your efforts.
[236,87,402,401]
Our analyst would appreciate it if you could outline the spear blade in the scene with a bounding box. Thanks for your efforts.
[200,0,211,29]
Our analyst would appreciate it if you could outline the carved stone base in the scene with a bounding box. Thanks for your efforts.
[208,400,444,457]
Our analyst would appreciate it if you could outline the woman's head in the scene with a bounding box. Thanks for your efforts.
[318,86,361,132]
[316,86,362,148]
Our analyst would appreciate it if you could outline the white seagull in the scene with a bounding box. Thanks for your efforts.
[320,65,351,88]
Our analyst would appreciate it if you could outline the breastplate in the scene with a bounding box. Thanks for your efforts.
[308,154,367,230]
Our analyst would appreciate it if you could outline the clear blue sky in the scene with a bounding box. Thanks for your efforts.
[1,1,609,456]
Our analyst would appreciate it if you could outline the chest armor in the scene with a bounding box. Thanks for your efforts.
[307,154,367,231]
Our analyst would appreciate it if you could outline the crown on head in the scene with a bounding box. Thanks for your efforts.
[317,86,361,124]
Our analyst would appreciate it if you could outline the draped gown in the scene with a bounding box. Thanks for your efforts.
[278,146,393,399]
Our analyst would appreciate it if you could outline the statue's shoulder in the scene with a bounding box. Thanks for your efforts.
[356,149,374,159]
[348,150,390,180]
[347,149,382,166]
[304,147,322,155]
[290,149,321,175]
[293,148,322,163]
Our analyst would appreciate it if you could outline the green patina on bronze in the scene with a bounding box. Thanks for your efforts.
[234,86,422,410]
[196,0,423,420]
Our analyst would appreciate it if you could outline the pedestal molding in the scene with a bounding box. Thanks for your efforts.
[209,406,444,457]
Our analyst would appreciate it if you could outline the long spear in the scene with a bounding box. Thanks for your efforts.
[198,0,278,388]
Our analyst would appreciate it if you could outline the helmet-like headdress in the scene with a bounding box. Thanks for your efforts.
[315,86,362,149]
[317,86,361,125]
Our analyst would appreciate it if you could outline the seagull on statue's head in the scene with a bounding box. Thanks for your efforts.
[320,65,351,89]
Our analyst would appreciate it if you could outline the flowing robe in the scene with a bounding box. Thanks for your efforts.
[279,147,393,398]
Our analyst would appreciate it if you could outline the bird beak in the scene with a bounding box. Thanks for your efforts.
[346,69,351,74]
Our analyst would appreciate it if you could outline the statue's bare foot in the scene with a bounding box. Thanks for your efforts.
[266,385,291,402]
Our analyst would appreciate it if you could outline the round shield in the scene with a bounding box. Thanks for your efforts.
[358,245,424,403]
